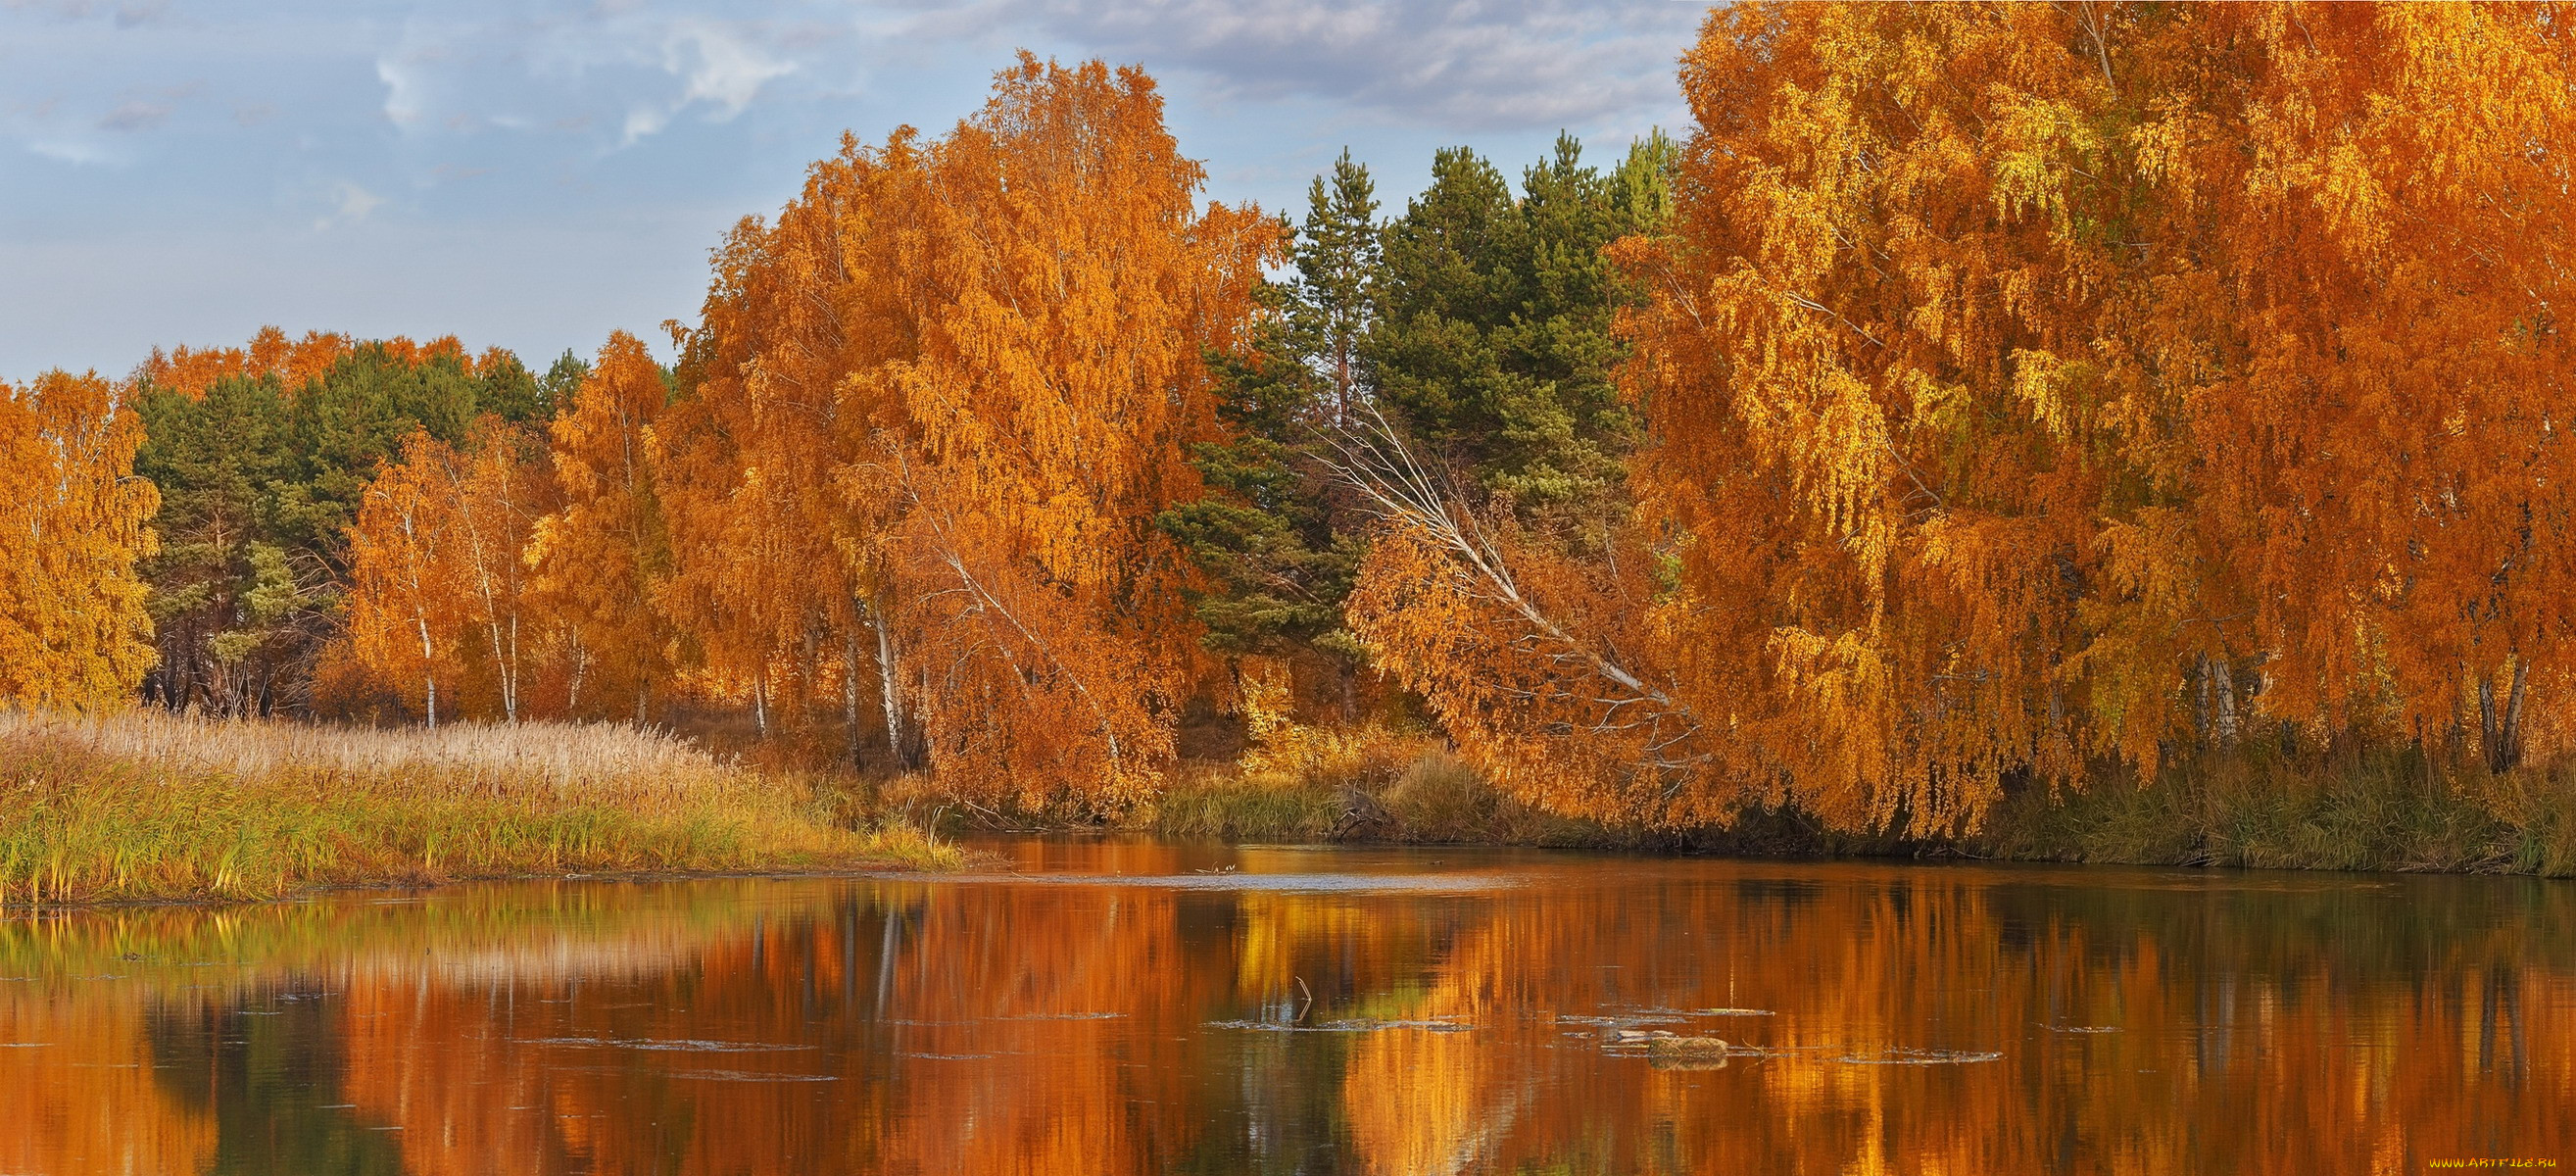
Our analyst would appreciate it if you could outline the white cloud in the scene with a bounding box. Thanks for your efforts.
[315,179,383,229]
[1,0,1705,375]
[25,135,119,164]
[667,21,795,117]
[620,104,669,145]
[990,0,1703,132]
[375,53,430,127]
[370,9,807,147]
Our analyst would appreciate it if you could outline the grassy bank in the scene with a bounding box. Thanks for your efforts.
[1977,748,2576,875]
[1086,738,2576,877]
[0,711,960,906]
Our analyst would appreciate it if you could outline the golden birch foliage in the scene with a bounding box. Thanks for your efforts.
[134,326,492,400]
[1600,1,2576,831]
[435,418,554,722]
[136,325,353,398]
[1344,515,1723,826]
[529,332,672,721]
[326,418,564,723]
[345,430,469,724]
[0,372,159,710]
[604,56,1269,797]
[657,154,897,731]
[849,56,1272,807]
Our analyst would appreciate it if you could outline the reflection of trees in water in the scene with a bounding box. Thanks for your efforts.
[1322,869,2576,1175]
[0,982,217,1175]
[0,865,2567,1173]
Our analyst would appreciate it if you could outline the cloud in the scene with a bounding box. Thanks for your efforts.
[315,179,382,229]
[2,0,1709,375]
[667,21,796,116]
[616,20,799,144]
[97,98,166,130]
[620,104,669,144]
[375,51,432,128]
[25,135,119,164]
[3,0,165,27]
[373,9,806,148]
[986,0,1703,132]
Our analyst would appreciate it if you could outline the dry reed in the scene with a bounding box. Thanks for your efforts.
[0,710,960,906]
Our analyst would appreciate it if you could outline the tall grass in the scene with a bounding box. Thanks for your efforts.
[0,710,960,906]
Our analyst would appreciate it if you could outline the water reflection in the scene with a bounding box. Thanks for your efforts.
[1,842,2568,1173]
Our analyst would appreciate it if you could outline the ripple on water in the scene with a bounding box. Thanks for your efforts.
[514,1037,817,1054]
[932,872,1526,895]
[1207,1018,1471,1034]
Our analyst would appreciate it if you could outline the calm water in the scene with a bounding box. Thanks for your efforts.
[1,839,2568,1174]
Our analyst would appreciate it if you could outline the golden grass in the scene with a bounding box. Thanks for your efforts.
[0,710,962,906]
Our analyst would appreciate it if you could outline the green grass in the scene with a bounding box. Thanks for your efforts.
[0,710,961,906]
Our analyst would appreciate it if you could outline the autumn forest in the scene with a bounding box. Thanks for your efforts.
[10,4,2576,850]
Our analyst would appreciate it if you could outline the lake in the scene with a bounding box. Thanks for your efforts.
[0,838,2566,1173]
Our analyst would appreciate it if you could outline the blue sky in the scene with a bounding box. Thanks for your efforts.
[1,1,1706,378]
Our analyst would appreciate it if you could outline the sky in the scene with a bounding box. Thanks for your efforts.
[0,0,1708,379]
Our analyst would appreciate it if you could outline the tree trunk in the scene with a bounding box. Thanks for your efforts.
[873,608,919,771]
[2192,655,2212,744]
[2480,672,2502,773]
[566,630,587,714]
[2489,659,2531,773]
[2504,659,2530,768]
[504,612,521,723]
[2213,660,2239,749]
[843,626,865,767]
[415,613,438,729]
[486,620,514,723]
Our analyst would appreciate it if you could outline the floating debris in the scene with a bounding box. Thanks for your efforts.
[1559,1013,1690,1028]
[1832,1049,2003,1065]
[1602,1029,1733,1069]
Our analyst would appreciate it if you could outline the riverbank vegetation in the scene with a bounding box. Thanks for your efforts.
[1123,743,2576,877]
[6,6,2576,879]
[0,711,957,906]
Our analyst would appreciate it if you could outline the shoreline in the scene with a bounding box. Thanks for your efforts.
[1039,745,2576,880]
[13,710,2571,911]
